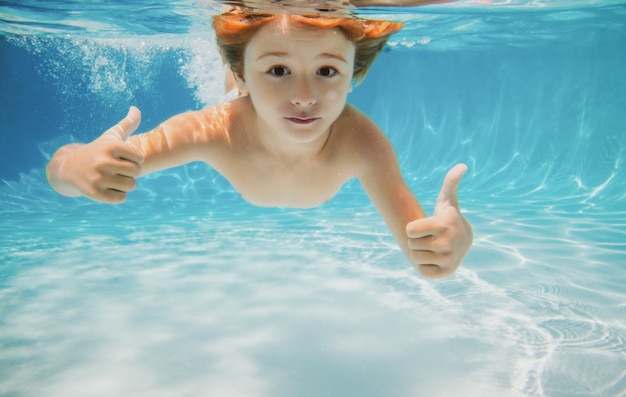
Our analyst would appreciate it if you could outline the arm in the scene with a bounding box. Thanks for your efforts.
[46,105,230,203]
[356,122,472,278]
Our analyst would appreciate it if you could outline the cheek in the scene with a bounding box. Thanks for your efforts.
[324,84,349,103]
[248,80,274,104]
[325,89,339,101]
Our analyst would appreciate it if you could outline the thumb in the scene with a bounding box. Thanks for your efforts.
[104,106,142,141]
[435,163,468,214]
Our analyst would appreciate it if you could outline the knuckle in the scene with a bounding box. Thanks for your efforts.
[92,173,108,189]
[93,158,112,175]
[438,244,453,256]
[126,178,137,191]
[84,186,101,200]
[129,164,142,178]
[107,124,124,138]
[410,250,425,264]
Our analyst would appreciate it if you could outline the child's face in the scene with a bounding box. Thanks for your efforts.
[239,16,355,145]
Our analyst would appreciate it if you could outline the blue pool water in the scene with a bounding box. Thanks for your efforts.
[1,1,625,396]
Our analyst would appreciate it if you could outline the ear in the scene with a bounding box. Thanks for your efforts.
[234,70,248,96]
[349,78,357,93]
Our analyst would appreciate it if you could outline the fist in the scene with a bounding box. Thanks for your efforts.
[406,164,473,278]
[56,107,144,203]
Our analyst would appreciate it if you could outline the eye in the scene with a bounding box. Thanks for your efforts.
[268,66,290,77]
[318,67,338,77]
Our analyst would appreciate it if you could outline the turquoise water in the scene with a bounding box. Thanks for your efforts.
[1,1,626,396]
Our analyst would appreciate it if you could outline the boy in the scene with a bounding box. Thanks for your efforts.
[46,10,472,278]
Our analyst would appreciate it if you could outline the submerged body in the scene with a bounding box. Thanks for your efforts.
[47,13,472,278]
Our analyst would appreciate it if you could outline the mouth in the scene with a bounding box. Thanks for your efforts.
[285,116,320,125]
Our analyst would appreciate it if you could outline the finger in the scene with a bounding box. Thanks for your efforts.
[101,189,129,204]
[106,174,137,193]
[88,186,128,204]
[416,264,449,279]
[407,235,438,251]
[105,106,142,142]
[406,217,444,239]
[109,158,142,178]
[112,143,144,166]
[435,163,467,212]
[408,249,452,279]
[409,249,438,267]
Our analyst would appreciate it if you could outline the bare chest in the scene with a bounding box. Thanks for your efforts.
[222,156,352,208]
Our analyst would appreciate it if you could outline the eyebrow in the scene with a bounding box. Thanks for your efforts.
[256,51,349,64]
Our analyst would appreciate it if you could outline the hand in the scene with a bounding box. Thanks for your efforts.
[405,164,473,278]
[50,107,144,203]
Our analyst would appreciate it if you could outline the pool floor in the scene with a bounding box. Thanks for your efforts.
[1,189,625,397]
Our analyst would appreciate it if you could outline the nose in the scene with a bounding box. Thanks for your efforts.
[291,78,316,107]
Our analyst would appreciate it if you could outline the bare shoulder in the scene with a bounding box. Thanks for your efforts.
[334,104,398,174]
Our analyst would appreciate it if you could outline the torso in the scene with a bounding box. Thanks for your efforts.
[202,98,367,208]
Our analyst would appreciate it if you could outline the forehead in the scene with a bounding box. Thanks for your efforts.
[246,16,355,57]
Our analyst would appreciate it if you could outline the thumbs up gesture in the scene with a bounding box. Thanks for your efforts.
[46,107,145,203]
[405,164,473,278]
